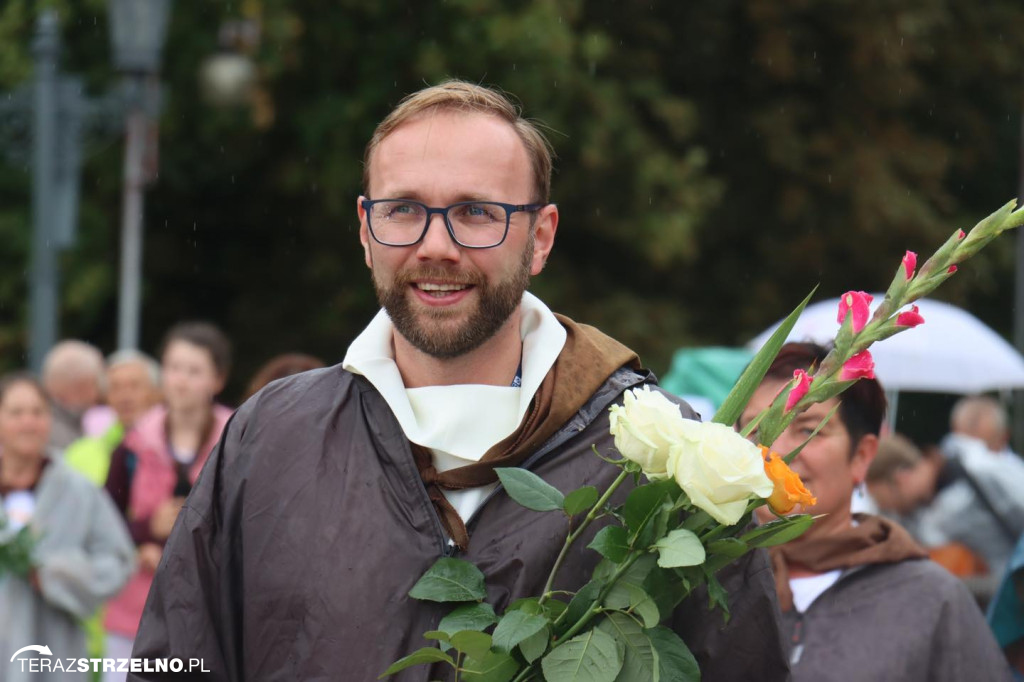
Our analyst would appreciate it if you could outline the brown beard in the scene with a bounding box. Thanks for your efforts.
[372,237,534,359]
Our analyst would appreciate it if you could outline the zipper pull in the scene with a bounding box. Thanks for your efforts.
[790,614,804,665]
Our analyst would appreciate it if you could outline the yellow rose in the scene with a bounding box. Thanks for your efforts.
[608,386,689,478]
[669,421,774,526]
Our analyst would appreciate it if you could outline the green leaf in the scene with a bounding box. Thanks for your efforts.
[508,597,544,616]
[408,557,487,602]
[648,627,700,682]
[714,286,817,426]
[378,647,454,678]
[740,515,814,548]
[540,628,624,682]
[560,580,603,638]
[587,525,631,562]
[495,467,565,512]
[519,626,549,663]
[437,603,498,636]
[680,510,711,532]
[491,610,549,653]
[564,486,600,516]
[603,554,657,615]
[543,598,568,622]
[706,538,747,559]
[625,584,662,628]
[644,567,689,623]
[450,631,493,660]
[597,612,658,682]
[653,529,706,568]
[624,480,673,545]
[461,650,520,682]
[423,630,451,644]
[704,572,730,622]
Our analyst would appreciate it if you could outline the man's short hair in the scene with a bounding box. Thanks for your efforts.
[867,433,922,483]
[950,395,1006,435]
[362,79,554,204]
[762,342,887,449]
[159,321,232,379]
[41,340,105,392]
[107,349,161,387]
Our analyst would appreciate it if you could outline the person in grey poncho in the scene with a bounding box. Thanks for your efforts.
[741,343,1012,682]
[0,373,135,682]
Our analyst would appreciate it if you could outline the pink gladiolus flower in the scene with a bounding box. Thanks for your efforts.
[902,251,917,280]
[840,351,875,381]
[948,265,958,274]
[837,291,873,334]
[896,305,925,328]
[784,370,811,413]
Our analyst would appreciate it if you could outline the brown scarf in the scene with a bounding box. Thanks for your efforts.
[770,513,928,612]
[411,314,641,550]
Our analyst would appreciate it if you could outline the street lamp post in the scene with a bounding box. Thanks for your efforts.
[109,0,171,351]
[27,13,60,372]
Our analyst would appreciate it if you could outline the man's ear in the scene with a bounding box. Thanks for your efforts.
[357,196,373,269]
[851,433,879,486]
[530,204,558,275]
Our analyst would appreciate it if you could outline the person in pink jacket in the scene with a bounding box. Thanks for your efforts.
[102,322,233,680]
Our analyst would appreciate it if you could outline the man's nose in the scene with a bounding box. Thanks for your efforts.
[415,213,461,262]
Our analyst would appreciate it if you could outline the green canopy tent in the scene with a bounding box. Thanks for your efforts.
[660,346,754,419]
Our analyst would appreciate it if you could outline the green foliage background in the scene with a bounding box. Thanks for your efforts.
[1,0,1022,402]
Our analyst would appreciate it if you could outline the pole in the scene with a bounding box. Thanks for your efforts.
[28,12,60,372]
[116,81,147,351]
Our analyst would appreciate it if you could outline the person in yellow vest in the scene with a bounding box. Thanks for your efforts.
[62,351,161,674]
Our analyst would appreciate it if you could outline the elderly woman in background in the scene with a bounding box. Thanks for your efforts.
[0,372,134,682]
[741,342,1011,682]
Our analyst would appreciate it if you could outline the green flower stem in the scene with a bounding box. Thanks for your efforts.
[510,666,540,682]
[538,469,631,607]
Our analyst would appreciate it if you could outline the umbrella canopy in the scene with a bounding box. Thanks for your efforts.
[747,295,1024,393]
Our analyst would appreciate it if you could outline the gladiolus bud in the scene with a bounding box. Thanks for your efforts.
[896,305,925,328]
[784,370,811,413]
[902,251,917,280]
[837,291,873,334]
[948,265,958,274]
[840,350,875,381]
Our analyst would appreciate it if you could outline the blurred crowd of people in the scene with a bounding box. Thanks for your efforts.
[0,323,323,681]
[865,394,1024,678]
[3,328,1024,679]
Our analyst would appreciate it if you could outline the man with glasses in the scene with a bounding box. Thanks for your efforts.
[130,80,788,681]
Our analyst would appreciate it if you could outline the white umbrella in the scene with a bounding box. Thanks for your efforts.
[747,295,1024,394]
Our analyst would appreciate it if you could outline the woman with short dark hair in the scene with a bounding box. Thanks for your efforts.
[741,342,1012,682]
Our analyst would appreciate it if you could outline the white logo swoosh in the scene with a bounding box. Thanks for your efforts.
[10,645,52,661]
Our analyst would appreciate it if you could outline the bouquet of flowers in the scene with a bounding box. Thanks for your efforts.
[383,200,1024,682]
[0,519,36,580]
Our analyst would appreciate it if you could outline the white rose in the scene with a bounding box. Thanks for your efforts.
[668,420,773,526]
[608,386,689,478]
